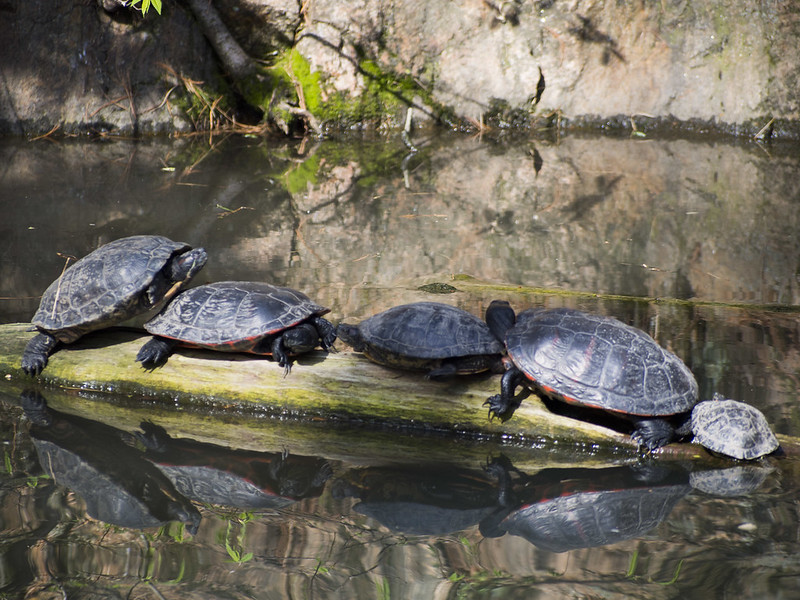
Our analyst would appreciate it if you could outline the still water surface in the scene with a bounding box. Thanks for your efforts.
[1,132,799,598]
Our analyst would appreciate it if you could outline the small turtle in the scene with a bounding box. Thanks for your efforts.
[22,235,207,375]
[485,302,698,451]
[336,302,505,378]
[691,394,780,460]
[136,281,336,374]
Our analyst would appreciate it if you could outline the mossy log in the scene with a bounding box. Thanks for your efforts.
[2,324,795,463]
[2,323,633,443]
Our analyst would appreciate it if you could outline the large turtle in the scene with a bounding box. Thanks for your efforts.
[691,394,780,460]
[136,281,336,375]
[335,302,505,378]
[22,235,207,376]
[485,301,699,450]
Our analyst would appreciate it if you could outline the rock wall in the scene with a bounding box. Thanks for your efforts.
[298,0,800,134]
[0,0,217,136]
[1,0,799,136]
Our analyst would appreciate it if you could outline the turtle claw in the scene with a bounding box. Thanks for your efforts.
[21,333,58,377]
[21,355,47,377]
[630,418,675,452]
[484,394,508,421]
[276,350,292,377]
[272,337,294,377]
[136,337,173,370]
[281,362,292,378]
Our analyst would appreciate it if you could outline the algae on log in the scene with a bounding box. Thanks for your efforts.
[2,323,636,452]
[6,323,795,462]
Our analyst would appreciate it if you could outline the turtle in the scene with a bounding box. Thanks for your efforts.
[335,301,505,378]
[21,235,207,376]
[691,394,780,460]
[484,302,699,451]
[135,281,336,375]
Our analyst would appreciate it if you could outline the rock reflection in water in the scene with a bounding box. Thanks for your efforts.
[2,135,799,320]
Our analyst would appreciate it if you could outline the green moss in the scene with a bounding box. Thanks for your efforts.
[267,136,426,197]
[283,152,320,195]
[265,47,452,130]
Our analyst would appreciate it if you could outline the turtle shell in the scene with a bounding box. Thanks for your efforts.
[352,302,504,370]
[691,396,779,460]
[505,308,698,416]
[144,281,329,350]
[33,235,193,343]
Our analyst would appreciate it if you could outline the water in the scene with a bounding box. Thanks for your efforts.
[1,132,799,598]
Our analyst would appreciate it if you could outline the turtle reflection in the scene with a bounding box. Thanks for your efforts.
[332,463,501,535]
[480,458,692,553]
[135,421,332,509]
[689,465,773,497]
[334,457,704,552]
[21,391,201,533]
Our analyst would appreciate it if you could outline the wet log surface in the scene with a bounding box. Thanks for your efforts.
[2,323,796,464]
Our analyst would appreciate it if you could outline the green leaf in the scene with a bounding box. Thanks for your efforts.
[658,560,684,585]
[626,549,639,579]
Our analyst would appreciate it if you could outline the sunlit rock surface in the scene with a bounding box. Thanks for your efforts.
[1,1,799,135]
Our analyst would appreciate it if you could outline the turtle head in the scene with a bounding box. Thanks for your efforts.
[485,300,516,342]
[167,501,201,536]
[170,247,208,284]
[162,247,208,302]
[335,323,365,352]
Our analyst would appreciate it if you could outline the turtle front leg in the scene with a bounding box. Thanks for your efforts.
[630,418,676,452]
[276,323,327,375]
[484,367,526,420]
[312,316,337,351]
[21,332,59,376]
[136,337,178,369]
[271,335,293,376]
